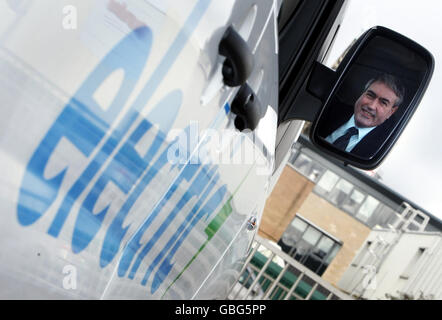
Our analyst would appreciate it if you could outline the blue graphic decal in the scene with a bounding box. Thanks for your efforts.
[48,0,212,237]
[72,90,182,254]
[15,0,248,297]
[17,26,153,227]
[99,127,182,268]
[139,165,219,286]
[129,163,217,279]
[118,158,202,278]
[150,184,227,293]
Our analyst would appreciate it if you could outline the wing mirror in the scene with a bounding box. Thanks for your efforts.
[289,26,434,170]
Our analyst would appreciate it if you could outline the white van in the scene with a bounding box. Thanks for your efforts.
[0,0,432,299]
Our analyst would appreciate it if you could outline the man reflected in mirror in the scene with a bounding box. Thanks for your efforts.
[320,74,405,158]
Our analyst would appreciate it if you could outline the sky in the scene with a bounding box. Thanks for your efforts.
[325,0,442,220]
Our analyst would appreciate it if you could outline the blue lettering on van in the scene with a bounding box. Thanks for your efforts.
[48,0,212,238]
[17,26,153,227]
[150,184,227,293]
[139,165,219,287]
[118,159,202,278]
[126,162,217,279]
[15,0,245,296]
[99,125,191,268]
[18,0,211,233]
[71,90,182,254]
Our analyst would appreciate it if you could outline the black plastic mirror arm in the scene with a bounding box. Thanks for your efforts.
[283,61,338,122]
[231,83,265,131]
[218,26,254,87]
[307,62,338,102]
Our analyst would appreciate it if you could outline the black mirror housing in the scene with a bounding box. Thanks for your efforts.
[309,26,434,170]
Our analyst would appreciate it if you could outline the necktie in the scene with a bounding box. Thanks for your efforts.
[333,127,358,151]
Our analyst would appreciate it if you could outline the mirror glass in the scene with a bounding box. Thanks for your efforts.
[315,34,430,162]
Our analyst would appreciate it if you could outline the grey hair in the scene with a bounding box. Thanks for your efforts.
[364,74,405,107]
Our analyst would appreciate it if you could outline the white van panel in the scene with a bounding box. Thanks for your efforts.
[0,0,280,299]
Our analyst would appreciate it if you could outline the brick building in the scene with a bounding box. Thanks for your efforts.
[259,135,442,288]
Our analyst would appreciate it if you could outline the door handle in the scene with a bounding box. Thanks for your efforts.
[218,26,254,87]
[231,83,265,131]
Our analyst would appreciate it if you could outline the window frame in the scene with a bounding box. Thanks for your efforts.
[279,215,342,276]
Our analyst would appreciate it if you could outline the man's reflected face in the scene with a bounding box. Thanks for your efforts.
[354,81,399,128]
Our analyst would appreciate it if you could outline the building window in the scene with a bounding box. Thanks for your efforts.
[287,146,300,165]
[290,152,325,183]
[356,196,380,223]
[315,170,339,195]
[278,216,342,276]
[342,188,365,215]
[366,204,398,229]
[314,171,366,217]
[329,179,354,207]
[289,152,398,229]
[312,171,392,227]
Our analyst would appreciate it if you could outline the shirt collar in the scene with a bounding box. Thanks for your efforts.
[343,116,376,140]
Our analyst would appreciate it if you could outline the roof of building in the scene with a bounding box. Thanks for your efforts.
[298,134,442,231]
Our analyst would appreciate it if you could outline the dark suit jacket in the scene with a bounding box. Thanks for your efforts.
[318,97,396,159]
